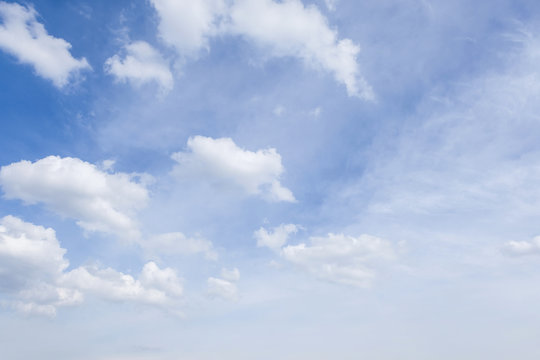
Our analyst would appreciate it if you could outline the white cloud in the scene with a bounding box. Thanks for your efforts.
[504,236,540,256]
[0,216,183,316]
[254,223,299,250]
[148,0,372,98]
[229,0,372,99]
[207,268,240,301]
[149,0,226,56]
[0,156,149,239]
[61,261,183,306]
[144,232,218,260]
[105,41,173,94]
[256,227,394,287]
[171,136,295,202]
[0,1,90,87]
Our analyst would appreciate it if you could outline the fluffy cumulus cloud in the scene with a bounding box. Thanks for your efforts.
[256,226,395,287]
[254,223,299,250]
[171,136,295,202]
[144,232,217,260]
[0,1,90,87]
[0,156,149,239]
[0,216,183,316]
[207,268,240,301]
[105,41,173,94]
[148,0,371,98]
[504,236,540,256]
[149,0,226,55]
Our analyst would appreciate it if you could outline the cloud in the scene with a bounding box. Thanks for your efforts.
[144,232,218,260]
[256,225,395,287]
[62,261,183,306]
[503,236,540,256]
[148,0,371,98]
[149,0,226,56]
[207,268,240,301]
[171,136,295,202]
[0,1,90,87]
[0,216,183,316]
[105,41,173,94]
[229,0,372,99]
[0,156,149,239]
[282,233,395,287]
[254,223,299,250]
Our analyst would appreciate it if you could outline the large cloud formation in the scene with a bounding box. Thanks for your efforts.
[149,0,372,98]
[0,156,149,239]
[0,216,183,317]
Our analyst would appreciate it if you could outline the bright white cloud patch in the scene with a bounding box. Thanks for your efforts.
[149,0,226,55]
[0,156,149,239]
[105,41,173,94]
[144,232,217,260]
[207,268,240,301]
[0,216,183,316]
[229,0,372,99]
[148,0,371,98]
[172,136,295,202]
[62,261,183,306]
[254,223,299,250]
[504,236,540,256]
[0,1,90,87]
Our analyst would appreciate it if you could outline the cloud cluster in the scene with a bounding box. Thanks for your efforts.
[105,41,173,94]
[0,1,90,87]
[172,136,295,202]
[0,156,149,239]
[256,225,395,287]
[0,216,183,316]
[149,0,371,98]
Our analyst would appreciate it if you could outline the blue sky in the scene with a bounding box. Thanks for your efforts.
[2,0,540,359]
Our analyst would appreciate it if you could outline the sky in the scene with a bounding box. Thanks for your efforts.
[1,0,540,359]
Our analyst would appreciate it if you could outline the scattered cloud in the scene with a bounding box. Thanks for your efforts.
[229,0,372,99]
[256,225,395,287]
[0,216,183,316]
[207,268,240,301]
[148,0,371,98]
[0,156,149,239]
[144,232,218,260]
[254,223,299,251]
[171,136,295,202]
[281,233,395,287]
[0,1,90,87]
[105,41,173,94]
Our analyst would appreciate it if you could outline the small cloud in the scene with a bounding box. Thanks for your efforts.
[105,41,173,95]
[207,268,240,301]
[171,136,296,203]
[0,2,91,87]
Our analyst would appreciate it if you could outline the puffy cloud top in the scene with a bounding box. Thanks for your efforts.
[0,156,149,239]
